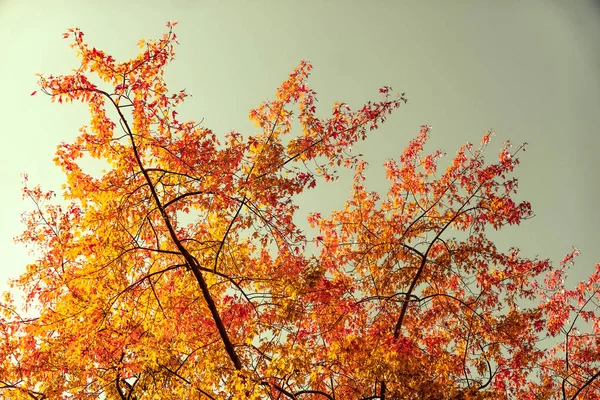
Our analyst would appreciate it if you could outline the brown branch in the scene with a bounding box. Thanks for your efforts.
[101,88,243,370]
[570,370,600,400]
[393,185,482,339]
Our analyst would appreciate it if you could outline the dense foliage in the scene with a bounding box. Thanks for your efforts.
[2,23,599,399]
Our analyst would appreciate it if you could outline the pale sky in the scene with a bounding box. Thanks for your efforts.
[0,0,598,300]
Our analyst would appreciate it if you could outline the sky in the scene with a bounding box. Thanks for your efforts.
[0,0,598,301]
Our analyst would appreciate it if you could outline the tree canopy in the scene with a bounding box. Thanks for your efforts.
[2,23,600,400]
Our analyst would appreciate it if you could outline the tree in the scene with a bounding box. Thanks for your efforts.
[2,22,600,400]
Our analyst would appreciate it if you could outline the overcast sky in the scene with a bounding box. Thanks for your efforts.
[0,0,598,298]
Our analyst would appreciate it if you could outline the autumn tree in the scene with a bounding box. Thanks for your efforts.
[2,23,600,399]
